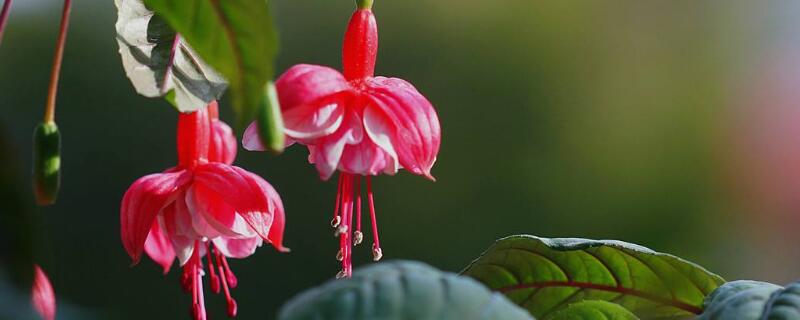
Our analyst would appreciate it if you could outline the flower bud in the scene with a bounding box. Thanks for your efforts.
[256,81,285,154]
[32,121,60,206]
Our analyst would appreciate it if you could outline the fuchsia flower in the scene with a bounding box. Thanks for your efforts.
[31,265,56,320]
[243,1,440,278]
[121,103,287,319]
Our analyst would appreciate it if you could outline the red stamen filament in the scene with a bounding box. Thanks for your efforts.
[0,0,12,45]
[354,178,363,246]
[367,177,382,261]
[215,249,238,317]
[331,175,343,228]
[207,244,220,294]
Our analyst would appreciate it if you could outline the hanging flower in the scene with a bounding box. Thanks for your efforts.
[243,0,440,278]
[31,265,56,320]
[122,104,287,319]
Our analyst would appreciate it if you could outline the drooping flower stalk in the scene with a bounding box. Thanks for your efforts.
[32,0,71,206]
[244,0,440,278]
[0,0,12,45]
[43,0,71,124]
[122,103,287,319]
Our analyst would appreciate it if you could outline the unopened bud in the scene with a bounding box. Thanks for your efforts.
[353,231,363,246]
[32,121,61,206]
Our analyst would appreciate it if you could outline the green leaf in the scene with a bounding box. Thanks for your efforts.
[142,0,279,128]
[698,280,800,319]
[115,0,227,112]
[545,300,639,320]
[461,235,725,319]
[278,260,534,320]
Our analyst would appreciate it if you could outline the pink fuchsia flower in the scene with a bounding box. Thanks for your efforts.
[31,264,56,320]
[243,1,440,278]
[121,105,287,319]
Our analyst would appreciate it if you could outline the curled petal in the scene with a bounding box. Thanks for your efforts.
[340,139,397,176]
[283,101,345,141]
[144,218,176,274]
[121,170,191,264]
[209,119,237,165]
[242,122,296,151]
[32,265,56,320]
[367,77,441,179]
[212,237,263,259]
[311,110,364,180]
[193,164,274,242]
[242,170,289,252]
[163,200,197,266]
[276,64,350,111]
[190,184,256,238]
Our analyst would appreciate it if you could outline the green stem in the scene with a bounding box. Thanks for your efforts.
[356,0,373,10]
[44,0,71,123]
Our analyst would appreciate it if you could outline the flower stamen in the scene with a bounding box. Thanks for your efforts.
[366,177,382,261]
[354,177,363,246]
[206,244,220,294]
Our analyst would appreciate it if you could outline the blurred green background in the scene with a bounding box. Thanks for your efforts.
[3,0,800,318]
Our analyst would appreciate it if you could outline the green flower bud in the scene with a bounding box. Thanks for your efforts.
[256,81,285,154]
[32,121,60,206]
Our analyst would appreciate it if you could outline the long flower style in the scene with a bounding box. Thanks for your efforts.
[244,1,440,278]
[121,103,287,319]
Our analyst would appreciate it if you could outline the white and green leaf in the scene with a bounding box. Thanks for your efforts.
[115,0,226,112]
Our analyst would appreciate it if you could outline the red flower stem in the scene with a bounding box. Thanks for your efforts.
[43,0,71,123]
[0,0,12,45]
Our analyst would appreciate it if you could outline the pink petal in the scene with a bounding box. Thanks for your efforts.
[163,200,197,266]
[193,164,275,242]
[340,139,397,176]
[212,237,263,259]
[312,110,364,180]
[366,77,441,179]
[189,184,256,238]
[144,218,176,274]
[242,170,289,252]
[283,100,345,141]
[242,121,297,151]
[31,265,56,320]
[120,170,191,264]
[276,64,350,111]
[209,119,237,165]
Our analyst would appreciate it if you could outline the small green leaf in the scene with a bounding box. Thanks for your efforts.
[32,121,60,206]
[461,235,725,319]
[545,300,639,320]
[143,0,280,128]
[278,260,534,320]
[115,0,227,112]
[698,280,800,320]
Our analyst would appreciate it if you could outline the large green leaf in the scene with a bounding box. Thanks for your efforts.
[698,280,800,319]
[278,260,534,320]
[546,300,639,320]
[142,0,278,127]
[115,0,227,112]
[461,235,725,319]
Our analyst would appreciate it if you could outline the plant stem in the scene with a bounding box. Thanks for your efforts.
[0,0,12,45]
[356,0,373,10]
[44,0,71,123]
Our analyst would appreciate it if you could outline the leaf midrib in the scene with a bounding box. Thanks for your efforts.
[497,281,703,315]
